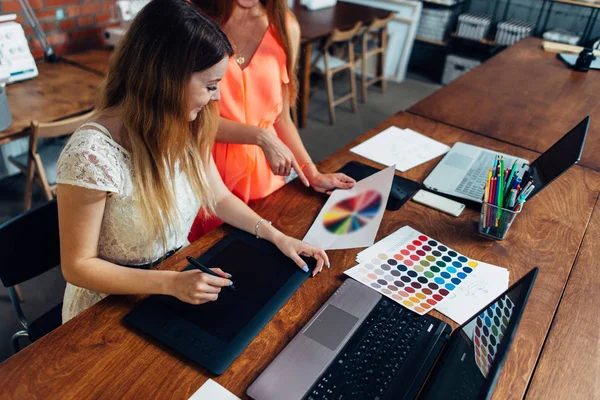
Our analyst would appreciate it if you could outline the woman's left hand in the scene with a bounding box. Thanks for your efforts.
[309,172,356,195]
[274,234,329,277]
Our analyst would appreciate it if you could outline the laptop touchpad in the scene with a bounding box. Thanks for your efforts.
[303,305,359,351]
[443,153,473,169]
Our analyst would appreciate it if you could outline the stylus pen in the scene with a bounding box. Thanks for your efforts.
[186,256,236,292]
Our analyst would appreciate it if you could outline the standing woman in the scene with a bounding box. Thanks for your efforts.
[188,0,356,241]
[56,0,328,323]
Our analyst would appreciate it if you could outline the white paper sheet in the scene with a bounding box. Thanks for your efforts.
[350,126,450,172]
[303,165,395,250]
[435,262,509,325]
[189,379,240,400]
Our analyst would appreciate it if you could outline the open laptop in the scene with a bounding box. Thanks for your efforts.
[247,268,538,400]
[423,117,589,203]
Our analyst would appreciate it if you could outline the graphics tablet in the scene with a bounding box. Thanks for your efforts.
[124,230,314,375]
[338,161,420,211]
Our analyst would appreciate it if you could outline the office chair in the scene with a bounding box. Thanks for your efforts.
[8,110,94,211]
[0,199,63,353]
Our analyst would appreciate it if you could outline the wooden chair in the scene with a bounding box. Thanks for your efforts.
[8,110,94,211]
[311,22,363,125]
[356,13,395,103]
[0,200,62,353]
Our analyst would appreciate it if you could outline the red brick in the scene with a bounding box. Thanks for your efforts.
[23,25,35,36]
[77,15,94,26]
[59,18,76,31]
[69,26,102,40]
[31,48,45,60]
[41,21,57,32]
[35,10,58,21]
[66,5,79,17]
[101,2,113,12]
[45,0,80,6]
[32,32,68,49]
[79,3,100,14]
[95,11,110,24]
[2,1,22,13]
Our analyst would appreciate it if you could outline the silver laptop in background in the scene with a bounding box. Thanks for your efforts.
[423,117,590,204]
[423,142,528,203]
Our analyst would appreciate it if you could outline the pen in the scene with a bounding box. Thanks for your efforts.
[186,256,236,291]
[504,160,518,198]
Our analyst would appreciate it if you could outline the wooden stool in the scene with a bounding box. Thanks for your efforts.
[356,13,395,103]
[311,22,363,125]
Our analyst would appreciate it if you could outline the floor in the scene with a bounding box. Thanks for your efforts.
[0,72,441,363]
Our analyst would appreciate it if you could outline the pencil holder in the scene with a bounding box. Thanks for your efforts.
[478,201,523,240]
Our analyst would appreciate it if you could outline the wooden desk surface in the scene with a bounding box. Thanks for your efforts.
[62,49,113,76]
[408,37,600,171]
[293,0,392,43]
[0,61,103,145]
[525,196,600,400]
[1,113,599,399]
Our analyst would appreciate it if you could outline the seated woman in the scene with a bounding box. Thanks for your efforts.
[56,0,328,323]
[188,0,356,241]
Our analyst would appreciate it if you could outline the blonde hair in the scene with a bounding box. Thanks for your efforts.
[97,0,232,252]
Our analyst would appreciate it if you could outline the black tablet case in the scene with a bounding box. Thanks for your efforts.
[124,230,314,375]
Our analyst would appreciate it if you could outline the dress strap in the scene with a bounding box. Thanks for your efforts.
[78,122,115,140]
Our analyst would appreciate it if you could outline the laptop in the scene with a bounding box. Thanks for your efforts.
[247,268,538,400]
[423,117,589,203]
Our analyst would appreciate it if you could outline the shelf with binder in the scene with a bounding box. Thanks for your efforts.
[536,0,600,45]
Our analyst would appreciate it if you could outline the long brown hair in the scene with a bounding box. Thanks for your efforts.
[97,0,233,250]
[194,0,298,101]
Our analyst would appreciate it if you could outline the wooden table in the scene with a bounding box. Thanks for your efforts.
[293,1,392,128]
[62,49,113,76]
[1,112,598,399]
[525,196,600,400]
[408,37,600,171]
[0,61,103,146]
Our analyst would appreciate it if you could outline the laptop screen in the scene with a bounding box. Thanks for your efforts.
[528,117,589,199]
[418,268,537,400]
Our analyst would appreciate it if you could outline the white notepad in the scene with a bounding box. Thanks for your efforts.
[189,379,240,400]
[350,126,450,172]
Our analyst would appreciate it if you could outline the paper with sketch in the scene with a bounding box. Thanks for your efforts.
[303,165,395,250]
[350,126,450,172]
[435,262,509,325]
[189,379,240,400]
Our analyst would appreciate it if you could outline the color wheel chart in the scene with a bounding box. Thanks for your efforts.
[345,227,479,315]
[323,190,382,235]
[473,295,514,377]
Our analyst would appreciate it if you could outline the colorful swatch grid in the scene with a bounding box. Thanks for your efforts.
[322,190,382,235]
[345,229,479,315]
[473,294,514,377]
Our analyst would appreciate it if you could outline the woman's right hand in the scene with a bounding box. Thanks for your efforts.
[168,269,232,305]
[257,129,309,187]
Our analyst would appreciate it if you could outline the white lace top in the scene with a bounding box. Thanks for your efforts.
[56,122,201,322]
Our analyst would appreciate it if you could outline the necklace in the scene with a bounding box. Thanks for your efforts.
[227,9,261,66]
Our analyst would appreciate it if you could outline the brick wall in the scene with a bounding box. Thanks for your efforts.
[0,0,116,59]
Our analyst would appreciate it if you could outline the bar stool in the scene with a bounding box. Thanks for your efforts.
[311,22,363,125]
[356,13,395,103]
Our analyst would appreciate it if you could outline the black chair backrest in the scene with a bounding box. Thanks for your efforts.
[0,200,60,287]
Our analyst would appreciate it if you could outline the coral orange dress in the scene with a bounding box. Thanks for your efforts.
[188,25,289,241]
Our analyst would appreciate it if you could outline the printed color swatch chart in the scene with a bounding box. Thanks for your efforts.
[345,227,479,315]
[473,294,514,377]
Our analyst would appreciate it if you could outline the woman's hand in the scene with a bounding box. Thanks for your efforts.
[308,171,356,195]
[257,129,309,186]
[167,268,232,305]
[273,234,329,277]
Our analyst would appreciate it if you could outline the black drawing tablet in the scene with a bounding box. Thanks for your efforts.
[124,230,314,375]
[338,161,420,211]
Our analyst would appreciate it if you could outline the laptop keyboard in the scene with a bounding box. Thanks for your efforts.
[455,152,496,199]
[304,298,429,400]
